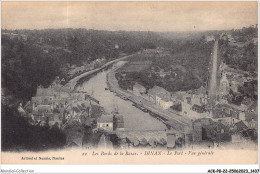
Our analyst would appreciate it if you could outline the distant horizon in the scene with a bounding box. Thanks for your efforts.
[2,1,258,32]
[1,25,256,33]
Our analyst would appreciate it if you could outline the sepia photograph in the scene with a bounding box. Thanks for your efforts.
[1,1,258,170]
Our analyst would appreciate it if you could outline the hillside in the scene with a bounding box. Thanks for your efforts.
[1,29,173,103]
[116,38,214,92]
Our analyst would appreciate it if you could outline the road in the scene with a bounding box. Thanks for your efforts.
[208,40,219,106]
[106,63,192,133]
[65,54,135,90]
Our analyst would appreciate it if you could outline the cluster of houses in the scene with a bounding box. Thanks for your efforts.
[18,74,126,148]
[130,82,209,119]
[128,74,257,146]
[20,76,97,129]
[212,62,258,135]
[67,58,106,79]
[189,59,258,145]
[192,113,256,147]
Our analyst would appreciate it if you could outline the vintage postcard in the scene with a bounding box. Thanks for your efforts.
[1,1,258,167]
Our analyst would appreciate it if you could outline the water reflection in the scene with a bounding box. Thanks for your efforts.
[78,61,166,131]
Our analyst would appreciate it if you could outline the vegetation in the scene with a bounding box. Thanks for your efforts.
[219,26,258,106]
[1,104,66,151]
[117,38,214,92]
[219,27,258,72]
[2,29,174,102]
[221,42,257,72]
[238,80,258,100]
[2,37,62,101]
[231,26,257,42]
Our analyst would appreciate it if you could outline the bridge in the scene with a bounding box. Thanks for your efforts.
[113,129,192,148]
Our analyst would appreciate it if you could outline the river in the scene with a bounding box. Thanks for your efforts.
[77,61,167,131]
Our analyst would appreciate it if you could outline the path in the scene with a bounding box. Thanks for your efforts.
[208,40,219,106]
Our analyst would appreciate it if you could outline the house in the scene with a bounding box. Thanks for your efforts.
[97,114,114,131]
[113,113,124,131]
[36,85,56,96]
[35,105,53,113]
[32,96,54,105]
[133,83,146,97]
[148,86,173,109]
[181,98,209,119]
[194,86,207,104]
[213,116,240,126]
[180,86,208,118]
[212,103,243,119]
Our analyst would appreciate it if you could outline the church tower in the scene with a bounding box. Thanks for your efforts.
[220,71,229,97]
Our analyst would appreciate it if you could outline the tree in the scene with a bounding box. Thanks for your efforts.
[1,104,66,151]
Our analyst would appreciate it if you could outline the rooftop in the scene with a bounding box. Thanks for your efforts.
[133,83,146,91]
[148,86,171,102]
[193,118,214,125]
[98,114,113,123]
[37,105,52,113]
[36,87,56,96]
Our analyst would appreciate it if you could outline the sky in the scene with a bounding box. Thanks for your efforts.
[1,1,258,32]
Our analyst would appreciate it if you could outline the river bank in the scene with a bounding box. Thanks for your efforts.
[65,54,136,90]
[106,63,192,133]
[78,60,166,131]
